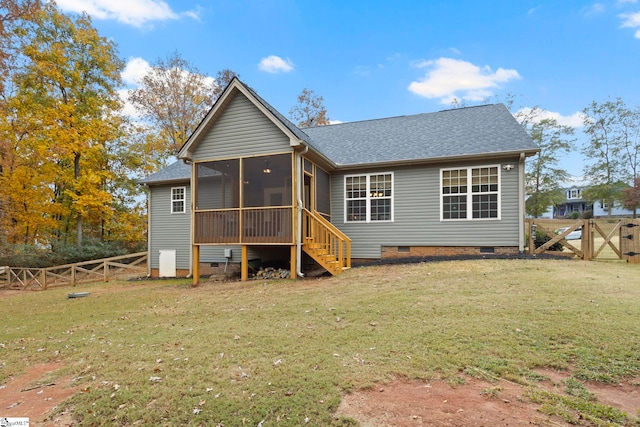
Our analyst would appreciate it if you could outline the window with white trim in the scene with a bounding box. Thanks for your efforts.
[345,173,393,222]
[568,189,581,199]
[441,166,500,220]
[171,187,186,213]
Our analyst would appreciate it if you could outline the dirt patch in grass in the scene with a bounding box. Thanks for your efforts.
[336,374,640,426]
[0,362,78,426]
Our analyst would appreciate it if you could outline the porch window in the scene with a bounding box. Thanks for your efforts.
[345,173,393,222]
[441,166,500,220]
[171,187,186,214]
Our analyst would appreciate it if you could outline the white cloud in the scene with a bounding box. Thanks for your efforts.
[117,89,141,118]
[55,0,200,28]
[516,107,585,128]
[258,55,294,73]
[121,57,151,86]
[408,57,521,104]
[582,3,605,16]
[620,11,640,38]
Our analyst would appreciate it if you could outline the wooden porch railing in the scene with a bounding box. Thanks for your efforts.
[195,207,293,244]
[302,209,351,275]
[0,252,148,291]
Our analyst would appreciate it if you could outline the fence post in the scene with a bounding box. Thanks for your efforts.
[583,220,591,261]
[41,268,47,290]
[71,266,76,287]
[104,260,108,282]
[527,220,534,255]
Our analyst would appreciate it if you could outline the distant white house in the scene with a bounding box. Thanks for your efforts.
[539,186,639,218]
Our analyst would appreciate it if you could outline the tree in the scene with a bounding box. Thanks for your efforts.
[516,107,575,217]
[7,3,123,246]
[582,99,633,216]
[622,177,640,219]
[212,68,239,98]
[0,0,41,94]
[618,103,640,184]
[128,52,218,156]
[289,87,330,127]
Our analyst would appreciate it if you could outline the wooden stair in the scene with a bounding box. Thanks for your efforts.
[302,209,351,276]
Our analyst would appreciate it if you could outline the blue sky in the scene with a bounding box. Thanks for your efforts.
[56,0,640,178]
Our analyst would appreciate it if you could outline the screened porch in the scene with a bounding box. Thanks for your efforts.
[194,153,294,244]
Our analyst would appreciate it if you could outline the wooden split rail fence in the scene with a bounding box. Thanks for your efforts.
[0,252,148,291]
[525,219,640,263]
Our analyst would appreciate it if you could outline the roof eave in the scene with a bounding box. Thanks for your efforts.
[331,149,540,170]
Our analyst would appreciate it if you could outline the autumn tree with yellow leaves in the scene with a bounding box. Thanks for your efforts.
[0,1,157,260]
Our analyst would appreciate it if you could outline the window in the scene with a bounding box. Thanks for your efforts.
[568,189,581,199]
[345,173,393,222]
[601,200,608,209]
[441,166,500,220]
[171,187,186,213]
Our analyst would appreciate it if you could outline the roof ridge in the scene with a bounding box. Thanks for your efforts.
[301,103,505,129]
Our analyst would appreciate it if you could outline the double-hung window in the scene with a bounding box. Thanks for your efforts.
[441,166,500,220]
[345,173,393,222]
[171,187,186,214]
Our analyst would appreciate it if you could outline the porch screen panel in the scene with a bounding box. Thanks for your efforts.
[242,154,292,208]
[316,167,331,216]
[196,160,239,210]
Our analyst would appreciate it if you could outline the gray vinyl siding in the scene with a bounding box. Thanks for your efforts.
[149,184,242,271]
[192,93,292,161]
[149,184,192,270]
[330,158,522,259]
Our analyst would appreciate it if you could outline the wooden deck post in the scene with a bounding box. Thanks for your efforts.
[241,245,248,281]
[290,245,297,279]
[193,245,200,286]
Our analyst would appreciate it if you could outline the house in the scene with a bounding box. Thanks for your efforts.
[544,186,640,218]
[140,78,539,284]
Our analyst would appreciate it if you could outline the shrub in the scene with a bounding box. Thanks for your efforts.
[0,239,140,268]
[570,211,580,219]
[534,230,563,251]
[582,210,593,219]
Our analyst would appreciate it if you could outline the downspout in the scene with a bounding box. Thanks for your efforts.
[145,185,152,277]
[518,152,526,253]
[185,158,194,277]
[296,145,309,277]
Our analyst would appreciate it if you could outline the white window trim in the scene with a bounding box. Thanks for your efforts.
[171,186,186,214]
[568,189,581,199]
[440,165,501,221]
[344,172,394,223]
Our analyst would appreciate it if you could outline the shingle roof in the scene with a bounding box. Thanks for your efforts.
[139,160,190,184]
[145,84,539,184]
[302,104,538,167]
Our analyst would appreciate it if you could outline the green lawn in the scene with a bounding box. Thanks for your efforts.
[2,259,639,426]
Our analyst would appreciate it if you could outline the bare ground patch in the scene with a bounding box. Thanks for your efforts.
[336,373,640,426]
[0,362,78,426]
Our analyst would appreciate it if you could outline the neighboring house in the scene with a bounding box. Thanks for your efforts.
[141,78,539,283]
[543,186,640,218]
